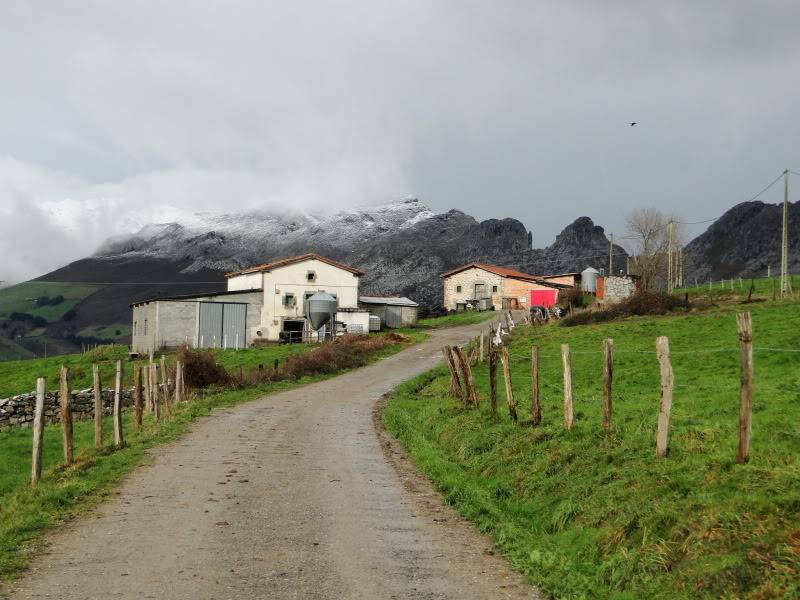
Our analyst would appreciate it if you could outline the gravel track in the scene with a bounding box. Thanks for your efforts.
[7,323,540,599]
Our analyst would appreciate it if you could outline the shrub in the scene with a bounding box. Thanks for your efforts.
[176,345,230,389]
[280,334,404,380]
[561,291,689,327]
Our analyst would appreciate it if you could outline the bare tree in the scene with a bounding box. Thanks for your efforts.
[624,208,683,291]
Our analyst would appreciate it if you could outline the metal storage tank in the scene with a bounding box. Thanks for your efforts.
[306,292,337,330]
[581,267,601,293]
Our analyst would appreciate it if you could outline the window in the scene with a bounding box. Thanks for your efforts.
[134,321,138,335]
[492,285,498,293]
[306,270,316,282]
[456,285,462,293]
[143,319,147,335]
[283,293,296,307]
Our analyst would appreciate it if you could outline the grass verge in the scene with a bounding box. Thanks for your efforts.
[0,332,423,580]
[383,299,800,599]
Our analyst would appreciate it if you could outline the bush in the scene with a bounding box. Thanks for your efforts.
[561,291,689,327]
[9,312,47,327]
[280,334,406,380]
[176,345,230,389]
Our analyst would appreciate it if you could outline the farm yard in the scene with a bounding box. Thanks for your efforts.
[383,296,800,598]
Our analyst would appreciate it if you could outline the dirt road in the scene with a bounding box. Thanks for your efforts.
[9,323,539,599]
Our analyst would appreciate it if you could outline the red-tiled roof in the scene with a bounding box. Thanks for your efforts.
[440,262,541,281]
[225,253,365,278]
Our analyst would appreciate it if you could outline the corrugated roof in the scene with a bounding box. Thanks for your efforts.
[359,296,419,307]
[130,289,262,308]
[225,253,365,278]
[440,262,541,281]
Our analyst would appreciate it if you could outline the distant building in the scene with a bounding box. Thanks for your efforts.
[440,262,573,311]
[359,296,419,328]
[131,253,371,353]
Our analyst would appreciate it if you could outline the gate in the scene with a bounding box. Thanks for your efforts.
[385,306,402,328]
[198,302,248,348]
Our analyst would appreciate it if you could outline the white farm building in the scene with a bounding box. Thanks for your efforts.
[131,254,371,354]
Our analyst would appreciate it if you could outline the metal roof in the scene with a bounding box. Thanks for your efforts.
[130,288,262,308]
[359,296,419,307]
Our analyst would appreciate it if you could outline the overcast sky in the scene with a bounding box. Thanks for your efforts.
[2,1,799,282]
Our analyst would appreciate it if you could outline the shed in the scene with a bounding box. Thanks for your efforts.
[359,296,419,328]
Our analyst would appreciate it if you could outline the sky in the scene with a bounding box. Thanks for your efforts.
[2,1,800,283]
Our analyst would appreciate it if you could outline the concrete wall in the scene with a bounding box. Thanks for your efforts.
[226,272,262,291]
[442,268,503,310]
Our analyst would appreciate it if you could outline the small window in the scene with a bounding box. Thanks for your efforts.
[283,293,296,307]
[143,319,148,335]
[492,285,498,293]
[306,271,316,282]
[134,321,138,335]
[456,285,462,293]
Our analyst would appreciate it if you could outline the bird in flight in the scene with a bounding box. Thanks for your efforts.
[630,122,637,126]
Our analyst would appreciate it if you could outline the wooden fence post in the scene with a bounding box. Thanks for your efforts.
[143,365,151,413]
[442,347,464,402]
[113,360,124,447]
[92,364,102,449]
[59,366,73,465]
[489,348,498,416]
[160,355,168,408]
[175,360,183,404]
[31,377,46,486]
[561,344,574,430]
[531,345,541,425]
[736,312,754,464]
[602,339,613,433]
[454,346,479,408]
[152,363,161,421]
[656,336,674,458]
[500,347,518,420]
[133,364,143,428]
[479,333,485,363]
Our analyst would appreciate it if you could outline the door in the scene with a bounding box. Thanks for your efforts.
[222,303,247,349]
[385,306,402,328]
[198,302,223,348]
[199,302,248,348]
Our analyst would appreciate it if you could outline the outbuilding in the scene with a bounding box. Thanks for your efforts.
[359,296,419,328]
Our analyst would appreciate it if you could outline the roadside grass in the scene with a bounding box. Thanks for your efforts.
[383,298,800,599]
[0,282,100,322]
[0,331,422,580]
[415,311,496,329]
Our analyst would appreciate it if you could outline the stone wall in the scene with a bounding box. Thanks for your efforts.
[603,276,637,303]
[0,388,134,431]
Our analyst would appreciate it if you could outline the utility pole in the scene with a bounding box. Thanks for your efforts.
[608,233,614,275]
[780,169,790,297]
[667,220,674,293]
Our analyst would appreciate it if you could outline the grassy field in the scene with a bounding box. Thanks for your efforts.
[0,282,99,322]
[0,331,422,579]
[383,298,800,599]
[0,342,324,398]
[676,274,800,302]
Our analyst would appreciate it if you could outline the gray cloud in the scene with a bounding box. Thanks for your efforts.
[1,0,799,281]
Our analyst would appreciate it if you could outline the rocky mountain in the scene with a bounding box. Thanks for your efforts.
[683,200,800,282]
[33,199,623,328]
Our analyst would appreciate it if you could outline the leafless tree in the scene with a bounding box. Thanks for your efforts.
[624,208,683,291]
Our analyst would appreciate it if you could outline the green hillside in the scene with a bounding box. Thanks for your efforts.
[0,282,100,321]
[384,297,800,599]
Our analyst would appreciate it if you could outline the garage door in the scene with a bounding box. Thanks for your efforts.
[385,306,402,328]
[198,302,248,348]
